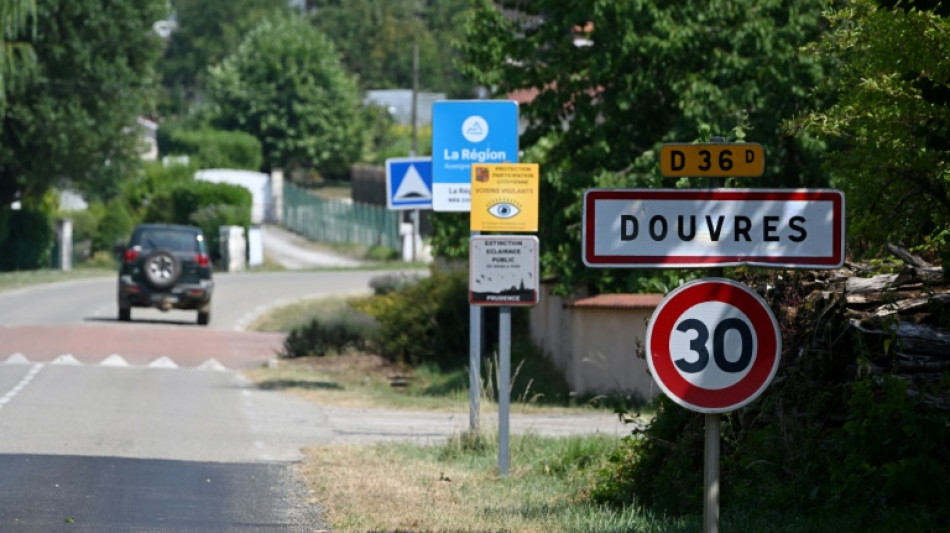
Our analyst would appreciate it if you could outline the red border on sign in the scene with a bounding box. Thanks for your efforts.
[647,279,780,412]
[582,189,844,268]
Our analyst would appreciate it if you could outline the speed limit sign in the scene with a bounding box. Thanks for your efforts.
[646,278,781,413]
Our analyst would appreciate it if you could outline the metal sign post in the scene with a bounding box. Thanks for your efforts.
[704,413,721,533]
[498,306,511,475]
[433,101,520,436]
[468,235,539,475]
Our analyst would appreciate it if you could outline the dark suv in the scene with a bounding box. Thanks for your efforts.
[116,224,214,325]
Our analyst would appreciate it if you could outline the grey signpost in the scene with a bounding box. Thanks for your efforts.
[469,235,540,475]
[432,100,520,436]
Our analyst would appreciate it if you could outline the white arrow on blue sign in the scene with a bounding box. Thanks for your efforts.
[385,157,433,210]
[431,100,519,212]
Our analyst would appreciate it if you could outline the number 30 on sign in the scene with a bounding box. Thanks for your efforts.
[645,278,781,413]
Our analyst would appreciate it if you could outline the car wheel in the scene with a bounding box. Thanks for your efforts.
[118,306,131,322]
[197,303,211,326]
[142,250,181,290]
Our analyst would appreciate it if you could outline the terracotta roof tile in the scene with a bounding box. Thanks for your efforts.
[571,293,664,309]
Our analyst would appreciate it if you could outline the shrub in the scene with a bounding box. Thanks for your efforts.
[145,180,251,227]
[95,199,134,252]
[589,270,950,530]
[189,204,250,263]
[352,269,475,368]
[368,272,420,295]
[0,209,54,271]
[280,314,376,358]
[159,125,263,171]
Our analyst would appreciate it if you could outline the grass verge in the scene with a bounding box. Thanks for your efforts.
[0,268,113,293]
[300,433,701,533]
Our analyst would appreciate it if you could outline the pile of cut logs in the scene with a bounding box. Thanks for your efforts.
[827,244,949,407]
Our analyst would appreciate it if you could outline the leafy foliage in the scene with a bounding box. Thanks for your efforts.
[159,0,288,109]
[0,0,164,205]
[793,0,950,263]
[0,208,51,270]
[0,0,36,111]
[157,125,263,171]
[280,314,375,358]
[308,0,476,98]
[455,0,831,292]
[351,269,472,367]
[205,15,367,179]
[590,271,950,530]
[142,179,252,262]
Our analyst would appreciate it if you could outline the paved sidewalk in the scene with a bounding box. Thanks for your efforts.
[262,225,363,269]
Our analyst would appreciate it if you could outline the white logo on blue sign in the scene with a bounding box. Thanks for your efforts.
[462,116,489,142]
[432,100,519,212]
[386,157,433,210]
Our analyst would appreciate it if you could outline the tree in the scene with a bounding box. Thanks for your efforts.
[0,0,36,111]
[0,0,165,207]
[205,15,366,179]
[794,0,950,264]
[160,0,287,110]
[452,0,833,293]
[308,0,475,97]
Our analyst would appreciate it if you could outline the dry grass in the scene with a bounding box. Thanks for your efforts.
[299,440,586,533]
[245,354,620,415]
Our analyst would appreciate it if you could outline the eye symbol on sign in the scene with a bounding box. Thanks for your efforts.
[488,202,521,219]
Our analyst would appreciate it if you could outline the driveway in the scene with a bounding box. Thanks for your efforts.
[262,224,363,269]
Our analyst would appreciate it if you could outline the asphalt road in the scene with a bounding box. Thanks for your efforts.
[0,245,625,530]
[0,268,398,531]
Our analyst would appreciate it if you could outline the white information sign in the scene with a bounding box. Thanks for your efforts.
[469,236,539,306]
[583,189,845,268]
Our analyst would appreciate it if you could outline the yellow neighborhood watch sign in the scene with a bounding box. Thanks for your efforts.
[470,163,539,232]
[660,142,764,178]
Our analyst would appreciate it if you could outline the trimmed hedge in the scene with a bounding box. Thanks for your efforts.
[143,180,252,262]
[0,209,54,271]
[158,126,263,171]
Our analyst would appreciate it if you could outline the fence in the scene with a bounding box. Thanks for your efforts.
[282,183,400,250]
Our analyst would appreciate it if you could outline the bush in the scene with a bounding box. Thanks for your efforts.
[589,270,950,530]
[280,314,376,358]
[189,204,251,263]
[123,161,196,217]
[158,125,263,171]
[351,269,488,368]
[368,272,420,295]
[0,209,54,271]
[145,179,252,227]
[95,199,134,252]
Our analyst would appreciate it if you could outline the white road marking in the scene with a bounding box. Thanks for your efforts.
[51,354,82,365]
[0,363,44,410]
[100,354,130,367]
[147,356,179,369]
[5,353,238,371]
[4,353,30,364]
[196,358,227,371]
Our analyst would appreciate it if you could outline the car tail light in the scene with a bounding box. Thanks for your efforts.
[124,249,139,263]
[195,253,210,267]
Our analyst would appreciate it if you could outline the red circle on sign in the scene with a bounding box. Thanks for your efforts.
[646,278,781,413]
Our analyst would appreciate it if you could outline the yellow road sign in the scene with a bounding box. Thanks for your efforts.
[470,163,539,232]
[660,143,764,177]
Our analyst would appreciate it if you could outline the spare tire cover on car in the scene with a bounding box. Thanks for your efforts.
[143,250,182,290]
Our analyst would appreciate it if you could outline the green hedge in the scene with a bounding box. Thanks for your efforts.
[158,126,263,171]
[144,180,252,262]
[0,209,54,271]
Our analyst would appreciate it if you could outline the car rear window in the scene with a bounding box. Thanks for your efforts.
[137,229,202,253]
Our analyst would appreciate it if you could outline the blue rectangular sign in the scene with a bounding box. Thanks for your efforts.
[432,100,519,212]
[385,157,432,210]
